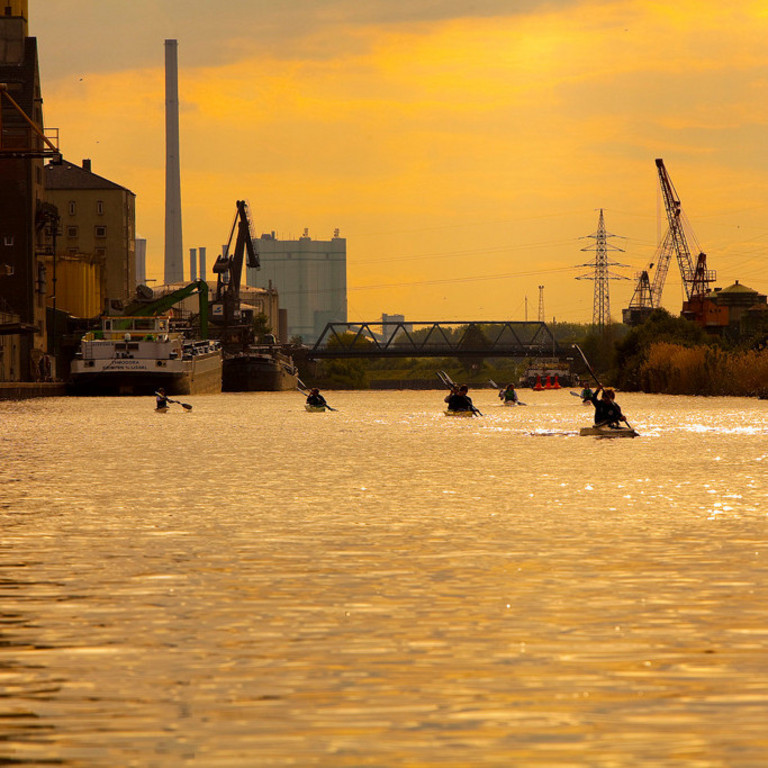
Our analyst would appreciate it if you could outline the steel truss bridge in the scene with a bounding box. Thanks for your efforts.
[307,321,561,360]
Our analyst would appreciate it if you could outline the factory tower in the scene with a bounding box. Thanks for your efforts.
[164,39,183,284]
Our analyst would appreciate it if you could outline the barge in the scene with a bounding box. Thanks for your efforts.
[69,315,222,396]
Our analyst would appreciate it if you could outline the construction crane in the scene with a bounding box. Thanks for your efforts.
[655,158,715,300]
[212,200,260,326]
[623,159,715,325]
[623,230,675,323]
[210,200,261,349]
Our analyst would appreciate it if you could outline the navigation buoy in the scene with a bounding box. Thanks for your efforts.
[544,374,552,389]
[534,374,543,391]
[553,374,561,389]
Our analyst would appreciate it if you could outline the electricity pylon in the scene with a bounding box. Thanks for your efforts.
[576,209,630,328]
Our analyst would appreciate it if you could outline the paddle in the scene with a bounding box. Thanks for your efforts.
[571,345,634,431]
[155,391,192,410]
[437,370,482,416]
[297,378,337,411]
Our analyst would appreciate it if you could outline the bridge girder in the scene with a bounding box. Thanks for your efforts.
[307,321,561,360]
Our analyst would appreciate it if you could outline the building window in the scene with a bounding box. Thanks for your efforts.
[97,200,104,215]
[95,226,107,238]
[3,236,13,246]
[68,201,76,215]
[95,248,106,258]
[67,226,78,238]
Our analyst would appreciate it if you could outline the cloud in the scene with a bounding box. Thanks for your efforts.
[35,0,584,75]
[35,0,768,319]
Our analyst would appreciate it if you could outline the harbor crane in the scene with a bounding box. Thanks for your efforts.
[212,200,260,327]
[623,159,715,324]
[655,158,715,300]
[123,279,210,338]
[210,200,261,349]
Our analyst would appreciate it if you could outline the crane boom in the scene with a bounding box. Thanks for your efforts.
[649,229,675,306]
[655,158,713,299]
[123,279,210,338]
[213,200,259,308]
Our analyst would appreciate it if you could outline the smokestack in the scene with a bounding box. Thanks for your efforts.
[199,246,207,282]
[135,238,147,286]
[189,248,197,281]
[164,39,183,284]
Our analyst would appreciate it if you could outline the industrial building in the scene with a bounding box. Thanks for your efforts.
[45,158,137,317]
[246,228,347,344]
[0,0,58,382]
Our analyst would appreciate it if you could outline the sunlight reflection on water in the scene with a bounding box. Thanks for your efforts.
[1,390,767,766]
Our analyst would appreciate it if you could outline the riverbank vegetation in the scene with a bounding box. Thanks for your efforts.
[632,342,768,396]
[614,309,768,397]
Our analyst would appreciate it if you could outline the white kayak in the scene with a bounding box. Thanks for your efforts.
[579,425,638,438]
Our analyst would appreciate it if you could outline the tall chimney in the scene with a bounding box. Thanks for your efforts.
[189,248,197,281]
[164,39,183,285]
[199,246,207,282]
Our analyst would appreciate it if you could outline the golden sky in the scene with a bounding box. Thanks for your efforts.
[34,0,768,323]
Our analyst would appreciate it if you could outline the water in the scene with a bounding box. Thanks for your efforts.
[1,390,767,766]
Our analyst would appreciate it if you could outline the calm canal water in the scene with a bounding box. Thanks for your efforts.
[1,389,767,766]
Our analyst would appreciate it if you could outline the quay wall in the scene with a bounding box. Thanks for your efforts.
[0,382,67,400]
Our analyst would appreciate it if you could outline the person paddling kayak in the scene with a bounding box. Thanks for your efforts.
[499,383,519,405]
[587,386,627,428]
[156,388,169,410]
[445,384,474,412]
[306,388,327,408]
[579,381,594,402]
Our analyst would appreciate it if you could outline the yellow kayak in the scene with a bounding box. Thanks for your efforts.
[579,425,637,438]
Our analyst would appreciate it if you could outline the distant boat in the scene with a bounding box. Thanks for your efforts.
[222,344,299,392]
[69,315,222,396]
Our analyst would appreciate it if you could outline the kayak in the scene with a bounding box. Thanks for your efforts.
[444,409,475,417]
[579,425,638,438]
[305,404,327,412]
[155,406,170,414]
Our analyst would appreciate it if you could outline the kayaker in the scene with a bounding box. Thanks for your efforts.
[446,384,474,412]
[306,388,327,408]
[588,386,627,428]
[155,388,168,409]
[499,383,519,404]
[579,381,594,402]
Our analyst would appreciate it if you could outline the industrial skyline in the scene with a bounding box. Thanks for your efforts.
[33,0,768,323]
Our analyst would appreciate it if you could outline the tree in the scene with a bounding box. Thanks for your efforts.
[252,312,272,341]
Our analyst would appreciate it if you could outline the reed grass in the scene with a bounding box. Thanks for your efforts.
[639,342,768,396]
